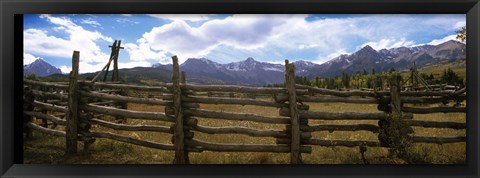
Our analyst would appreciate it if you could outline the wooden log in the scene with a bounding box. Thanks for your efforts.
[31,89,68,101]
[89,101,116,106]
[163,94,173,100]
[24,111,66,125]
[171,56,188,164]
[185,139,312,153]
[191,124,286,137]
[299,95,378,104]
[296,84,377,97]
[90,118,173,133]
[302,139,382,147]
[24,79,69,90]
[407,120,466,129]
[165,107,175,116]
[79,90,173,106]
[182,95,287,108]
[84,131,176,150]
[279,107,412,120]
[285,60,302,164]
[82,104,174,122]
[412,136,466,144]
[26,122,66,137]
[182,102,200,108]
[32,100,68,112]
[303,124,379,133]
[182,84,288,94]
[184,108,290,124]
[401,96,467,104]
[402,107,466,114]
[79,81,170,92]
[66,51,79,154]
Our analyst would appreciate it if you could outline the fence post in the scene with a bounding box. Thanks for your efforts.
[23,86,34,139]
[172,56,187,164]
[66,51,80,154]
[285,60,302,164]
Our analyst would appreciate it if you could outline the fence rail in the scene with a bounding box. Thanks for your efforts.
[23,51,467,164]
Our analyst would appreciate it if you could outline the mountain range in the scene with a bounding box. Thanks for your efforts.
[152,40,464,85]
[25,40,464,86]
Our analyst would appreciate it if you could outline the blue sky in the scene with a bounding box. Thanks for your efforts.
[23,14,465,73]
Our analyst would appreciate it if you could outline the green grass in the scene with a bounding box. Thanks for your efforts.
[24,99,466,164]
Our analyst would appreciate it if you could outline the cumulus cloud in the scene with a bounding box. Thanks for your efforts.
[24,14,113,73]
[359,38,416,51]
[24,53,40,65]
[124,38,169,63]
[59,65,72,74]
[137,14,306,63]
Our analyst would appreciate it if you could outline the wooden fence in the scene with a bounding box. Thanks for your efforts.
[23,51,467,164]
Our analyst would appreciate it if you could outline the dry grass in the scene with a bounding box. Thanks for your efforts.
[24,98,466,164]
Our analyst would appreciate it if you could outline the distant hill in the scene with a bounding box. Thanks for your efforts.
[23,59,62,77]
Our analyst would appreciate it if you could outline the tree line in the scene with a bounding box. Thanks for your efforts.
[266,67,464,90]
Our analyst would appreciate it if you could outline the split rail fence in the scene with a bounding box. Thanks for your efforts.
[23,51,467,164]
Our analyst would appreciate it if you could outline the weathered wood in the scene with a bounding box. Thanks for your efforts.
[182,95,287,108]
[402,107,466,114]
[163,94,173,100]
[279,107,412,120]
[285,60,301,164]
[84,131,176,150]
[298,95,379,104]
[390,74,402,113]
[296,85,377,97]
[172,56,187,164]
[400,96,467,104]
[79,90,173,106]
[31,89,68,101]
[90,118,174,133]
[303,124,379,133]
[24,79,69,90]
[406,120,466,129]
[185,108,290,124]
[182,84,288,94]
[80,81,170,92]
[83,104,174,122]
[32,100,68,112]
[191,125,286,137]
[302,139,382,147]
[412,136,466,144]
[26,122,66,137]
[185,139,312,153]
[66,51,79,154]
[24,111,66,125]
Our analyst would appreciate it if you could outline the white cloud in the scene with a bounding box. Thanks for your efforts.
[124,39,169,62]
[116,18,139,24]
[454,21,466,29]
[24,14,114,73]
[148,14,210,22]
[81,18,101,27]
[426,35,458,45]
[359,38,415,51]
[24,53,40,65]
[298,44,318,49]
[139,14,306,63]
[59,65,72,74]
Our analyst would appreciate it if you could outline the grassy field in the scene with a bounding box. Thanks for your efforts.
[24,97,466,164]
